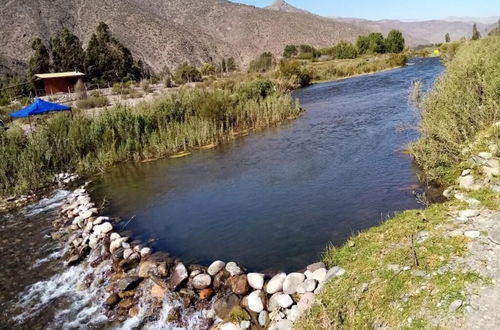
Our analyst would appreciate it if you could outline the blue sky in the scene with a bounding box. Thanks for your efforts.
[229,0,500,21]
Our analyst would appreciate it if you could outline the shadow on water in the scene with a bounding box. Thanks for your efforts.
[91,57,445,272]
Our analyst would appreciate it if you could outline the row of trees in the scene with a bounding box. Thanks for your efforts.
[29,23,144,84]
[282,30,405,61]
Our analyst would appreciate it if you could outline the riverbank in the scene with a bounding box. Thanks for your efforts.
[297,36,500,329]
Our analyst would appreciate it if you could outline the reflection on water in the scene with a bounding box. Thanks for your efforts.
[92,58,444,272]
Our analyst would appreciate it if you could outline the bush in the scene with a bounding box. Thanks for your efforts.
[76,95,110,109]
[278,60,312,88]
[174,63,202,84]
[409,37,500,182]
[201,64,217,76]
[249,52,275,73]
[140,79,152,93]
[330,41,358,59]
[385,30,405,53]
[237,80,274,99]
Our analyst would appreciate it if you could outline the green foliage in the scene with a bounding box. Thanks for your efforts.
[409,37,500,182]
[445,33,451,43]
[29,38,50,76]
[201,63,217,76]
[283,44,299,58]
[472,24,481,40]
[249,52,275,73]
[278,60,312,87]
[329,41,358,59]
[76,95,110,109]
[385,30,405,53]
[357,33,387,54]
[236,79,274,99]
[84,22,141,84]
[0,84,301,196]
[174,62,202,84]
[51,28,85,72]
[226,57,237,72]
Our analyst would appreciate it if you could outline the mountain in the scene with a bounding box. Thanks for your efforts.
[265,0,310,15]
[333,17,497,45]
[444,16,499,25]
[0,0,367,75]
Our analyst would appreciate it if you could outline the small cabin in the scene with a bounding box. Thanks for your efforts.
[33,72,85,95]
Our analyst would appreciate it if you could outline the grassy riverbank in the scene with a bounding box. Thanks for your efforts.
[0,82,301,196]
[297,36,500,329]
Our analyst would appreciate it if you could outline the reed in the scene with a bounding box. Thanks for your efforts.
[0,83,301,196]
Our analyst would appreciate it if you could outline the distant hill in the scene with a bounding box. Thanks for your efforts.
[265,0,311,15]
[0,0,368,74]
[332,17,497,45]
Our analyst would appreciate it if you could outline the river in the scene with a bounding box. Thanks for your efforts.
[91,57,444,273]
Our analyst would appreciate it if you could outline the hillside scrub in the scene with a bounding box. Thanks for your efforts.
[409,37,500,183]
[0,84,301,196]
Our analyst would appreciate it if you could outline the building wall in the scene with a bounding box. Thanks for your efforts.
[43,77,81,95]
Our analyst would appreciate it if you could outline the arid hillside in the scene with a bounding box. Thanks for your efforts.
[0,0,368,74]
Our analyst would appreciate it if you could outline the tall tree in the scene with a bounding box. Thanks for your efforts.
[283,45,298,58]
[51,28,85,72]
[29,38,50,76]
[472,24,481,40]
[445,33,451,43]
[385,30,405,53]
[226,57,237,72]
[221,58,227,73]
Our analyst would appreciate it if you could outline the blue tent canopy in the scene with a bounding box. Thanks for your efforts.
[10,98,71,118]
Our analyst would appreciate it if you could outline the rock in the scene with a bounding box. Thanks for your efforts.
[93,216,108,225]
[248,290,265,313]
[411,270,427,277]
[140,247,151,257]
[214,294,240,319]
[459,210,480,218]
[225,262,243,276]
[93,222,113,235]
[479,152,493,160]
[117,276,142,292]
[326,266,346,280]
[151,283,166,299]
[169,263,188,290]
[464,231,481,238]
[483,161,500,177]
[416,231,430,243]
[123,248,133,260]
[283,273,305,295]
[297,292,315,313]
[297,279,317,294]
[267,292,281,311]
[271,319,293,330]
[247,273,265,290]
[461,169,472,176]
[459,175,481,191]
[259,311,269,327]
[442,187,454,198]
[213,269,231,290]
[277,294,293,308]
[230,274,249,295]
[220,323,239,330]
[199,288,214,300]
[240,320,251,329]
[307,262,326,272]
[493,185,500,193]
[110,237,127,253]
[105,293,121,307]
[128,306,140,318]
[192,274,212,290]
[208,260,225,276]
[286,305,300,322]
[304,270,313,280]
[266,273,287,294]
[110,233,121,241]
[449,299,463,312]
[489,230,500,245]
[311,268,327,283]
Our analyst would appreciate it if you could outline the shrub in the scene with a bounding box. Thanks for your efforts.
[283,45,298,58]
[174,63,202,84]
[278,60,312,88]
[140,79,152,93]
[201,64,217,76]
[409,37,500,182]
[76,95,109,109]
[330,41,358,59]
[237,80,274,99]
[249,52,275,73]
[385,30,405,53]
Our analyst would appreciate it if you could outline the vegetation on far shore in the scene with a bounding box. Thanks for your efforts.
[297,36,500,329]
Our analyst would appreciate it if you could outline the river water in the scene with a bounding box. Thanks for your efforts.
[91,57,444,273]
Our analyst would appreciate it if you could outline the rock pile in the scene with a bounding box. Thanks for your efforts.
[50,186,347,329]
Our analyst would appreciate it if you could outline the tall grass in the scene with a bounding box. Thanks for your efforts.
[409,37,500,182]
[0,85,301,196]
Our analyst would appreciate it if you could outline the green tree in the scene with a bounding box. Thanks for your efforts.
[249,52,275,73]
[84,22,141,83]
[201,63,216,76]
[29,38,50,76]
[356,35,371,55]
[283,45,298,58]
[221,58,227,73]
[51,28,85,72]
[330,41,358,59]
[472,24,481,40]
[368,32,386,54]
[385,30,405,53]
[174,62,202,84]
[278,60,312,87]
[226,57,237,72]
[445,33,451,43]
